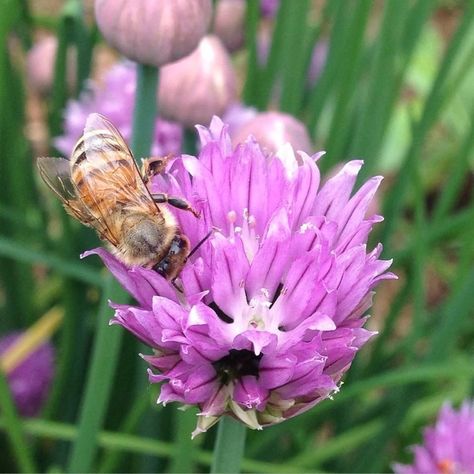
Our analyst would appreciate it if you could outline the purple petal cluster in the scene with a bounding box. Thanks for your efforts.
[54,61,182,156]
[0,332,55,417]
[394,401,474,474]
[86,117,394,435]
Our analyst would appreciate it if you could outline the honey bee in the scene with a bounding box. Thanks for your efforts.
[37,113,200,281]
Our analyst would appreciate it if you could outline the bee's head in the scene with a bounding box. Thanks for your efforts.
[153,234,190,281]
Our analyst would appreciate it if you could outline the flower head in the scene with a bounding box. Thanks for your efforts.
[86,117,394,436]
[95,0,212,67]
[0,332,55,417]
[394,401,474,474]
[54,62,182,156]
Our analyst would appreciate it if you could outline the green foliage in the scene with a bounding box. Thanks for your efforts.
[0,0,473,472]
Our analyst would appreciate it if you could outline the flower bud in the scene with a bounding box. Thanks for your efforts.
[223,102,258,135]
[231,111,312,154]
[0,332,55,417]
[26,35,76,95]
[94,0,212,67]
[158,35,237,127]
[212,0,246,52]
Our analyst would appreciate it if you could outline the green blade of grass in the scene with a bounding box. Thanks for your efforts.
[256,0,287,109]
[349,0,408,161]
[48,12,74,136]
[0,418,303,473]
[354,0,435,173]
[0,236,103,286]
[290,419,383,468]
[394,206,474,265]
[98,393,153,472]
[428,269,474,362]
[381,1,474,250]
[277,0,311,115]
[403,157,428,360]
[323,0,372,166]
[306,0,351,139]
[432,107,474,222]
[0,370,36,472]
[0,0,37,327]
[242,0,261,106]
[66,276,125,472]
[247,357,474,458]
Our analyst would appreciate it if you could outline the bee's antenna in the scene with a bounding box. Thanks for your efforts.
[187,227,219,260]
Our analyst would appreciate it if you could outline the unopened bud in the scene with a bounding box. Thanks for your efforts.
[212,0,246,52]
[26,35,76,95]
[231,111,312,154]
[95,0,212,67]
[158,35,237,127]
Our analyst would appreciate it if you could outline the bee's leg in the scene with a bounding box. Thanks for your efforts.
[151,193,200,218]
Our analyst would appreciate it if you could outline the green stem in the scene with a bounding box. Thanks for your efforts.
[211,417,247,473]
[131,63,159,160]
[168,409,198,473]
[183,127,197,155]
[0,370,36,472]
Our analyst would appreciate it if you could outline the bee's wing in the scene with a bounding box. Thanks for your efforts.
[80,113,158,210]
[37,156,120,246]
[37,156,90,221]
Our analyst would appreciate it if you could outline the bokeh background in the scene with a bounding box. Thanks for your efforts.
[0,0,473,472]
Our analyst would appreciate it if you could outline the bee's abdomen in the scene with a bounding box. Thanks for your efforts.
[71,130,139,212]
[119,213,174,266]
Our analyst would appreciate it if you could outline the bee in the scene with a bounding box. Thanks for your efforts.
[37,113,200,281]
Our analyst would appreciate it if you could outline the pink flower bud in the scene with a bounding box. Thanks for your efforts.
[158,35,237,127]
[26,35,76,95]
[94,0,212,67]
[212,0,246,52]
[0,332,54,417]
[231,111,312,154]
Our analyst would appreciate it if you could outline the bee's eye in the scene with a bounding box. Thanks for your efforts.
[154,259,169,275]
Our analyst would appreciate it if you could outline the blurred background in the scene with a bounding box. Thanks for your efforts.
[0,0,473,472]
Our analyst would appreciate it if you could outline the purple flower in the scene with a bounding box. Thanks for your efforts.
[0,332,55,417]
[54,61,182,156]
[260,0,279,17]
[85,117,395,436]
[393,401,474,474]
